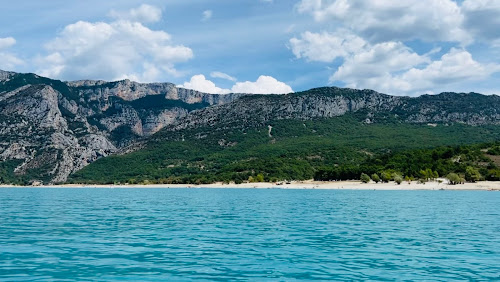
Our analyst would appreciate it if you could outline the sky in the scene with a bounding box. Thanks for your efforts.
[1,0,500,96]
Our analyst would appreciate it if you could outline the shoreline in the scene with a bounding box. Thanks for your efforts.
[1,180,500,190]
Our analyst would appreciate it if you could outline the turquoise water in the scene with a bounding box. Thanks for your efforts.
[0,188,499,280]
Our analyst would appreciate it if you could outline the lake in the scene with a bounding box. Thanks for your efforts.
[0,188,498,280]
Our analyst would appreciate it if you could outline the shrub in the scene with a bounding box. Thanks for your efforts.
[487,146,500,155]
[394,174,403,185]
[380,171,392,183]
[486,169,500,181]
[465,166,481,182]
[404,175,413,184]
[255,174,265,182]
[360,173,371,183]
[371,173,380,183]
[447,173,461,185]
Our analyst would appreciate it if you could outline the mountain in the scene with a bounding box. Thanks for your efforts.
[0,70,245,183]
[167,87,500,132]
[1,70,500,185]
[70,87,500,185]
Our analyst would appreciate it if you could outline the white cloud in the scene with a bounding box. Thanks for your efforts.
[109,4,162,23]
[335,49,500,95]
[331,41,429,84]
[462,0,500,45]
[179,75,293,94]
[179,74,231,94]
[0,37,23,70]
[36,5,193,82]
[291,31,429,92]
[290,30,366,63]
[296,0,469,44]
[0,37,16,49]
[290,28,500,95]
[290,0,500,96]
[202,10,213,21]
[210,71,237,82]
[232,76,293,94]
[397,49,500,92]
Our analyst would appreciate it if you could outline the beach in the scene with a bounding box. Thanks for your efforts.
[2,180,500,190]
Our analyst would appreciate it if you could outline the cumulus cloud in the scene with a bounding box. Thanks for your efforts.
[179,75,293,94]
[36,5,193,82]
[179,74,231,94]
[396,49,500,92]
[290,0,500,96]
[0,37,23,70]
[331,41,429,84]
[0,37,16,49]
[291,31,430,91]
[296,0,469,44]
[334,49,500,95]
[202,10,213,21]
[290,30,366,63]
[462,0,500,44]
[210,71,237,81]
[290,29,500,95]
[109,4,162,23]
[232,76,293,94]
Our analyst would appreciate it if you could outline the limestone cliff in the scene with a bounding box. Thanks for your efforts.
[0,71,244,183]
[1,71,499,184]
[170,87,500,132]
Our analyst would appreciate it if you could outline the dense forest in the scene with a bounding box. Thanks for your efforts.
[65,114,500,185]
[316,142,500,183]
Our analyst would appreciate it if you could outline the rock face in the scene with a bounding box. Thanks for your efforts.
[1,71,500,184]
[170,87,500,132]
[0,70,14,81]
[0,71,245,183]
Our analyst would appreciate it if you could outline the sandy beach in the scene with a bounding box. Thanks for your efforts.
[2,179,500,190]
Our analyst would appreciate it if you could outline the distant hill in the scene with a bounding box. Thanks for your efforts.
[0,70,245,183]
[70,88,500,185]
[1,70,499,185]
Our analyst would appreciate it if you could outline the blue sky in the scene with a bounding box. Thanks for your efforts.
[1,0,499,96]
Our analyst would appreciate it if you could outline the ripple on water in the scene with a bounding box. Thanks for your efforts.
[0,188,499,280]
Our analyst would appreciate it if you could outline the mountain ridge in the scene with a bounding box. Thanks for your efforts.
[1,70,499,184]
[0,70,246,183]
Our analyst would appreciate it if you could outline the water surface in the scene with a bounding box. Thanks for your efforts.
[0,188,499,280]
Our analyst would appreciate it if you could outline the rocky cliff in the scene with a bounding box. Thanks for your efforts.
[1,71,499,184]
[0,71,245,183]
[169,87,500,132]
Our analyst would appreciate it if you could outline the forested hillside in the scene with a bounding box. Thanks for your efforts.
[69,113,500,184]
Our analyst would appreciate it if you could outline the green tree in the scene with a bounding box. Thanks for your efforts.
[487,146,500,155]
[380,171,392,183]
[371,173,380,183]
[447,173,461,185]
[486,169,500,181]
[394,174,403,185]
[360,173,371,183]
[465,166,481,182]
[255,174,265,182]
[404,175,413,184]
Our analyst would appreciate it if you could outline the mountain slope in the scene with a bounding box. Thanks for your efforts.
[70,84,500,184]
[2,70,500,185]
[166,87,500,133]
[69,114,500,184]
[0,70,245,183]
